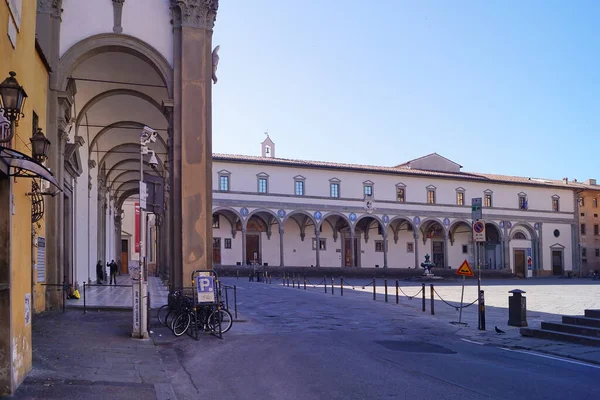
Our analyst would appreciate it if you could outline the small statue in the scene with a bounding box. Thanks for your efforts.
[212,45,220,84]
[420,254,436,275]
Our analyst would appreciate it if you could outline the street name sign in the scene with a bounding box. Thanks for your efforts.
[456,260,474,277]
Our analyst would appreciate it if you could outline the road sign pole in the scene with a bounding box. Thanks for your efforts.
[458,275,465,324]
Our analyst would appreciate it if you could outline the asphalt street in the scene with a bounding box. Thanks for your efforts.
[163,278,600,400]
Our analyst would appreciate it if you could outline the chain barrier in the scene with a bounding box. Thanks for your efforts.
[433,288,478,310]
[398,286,423,300]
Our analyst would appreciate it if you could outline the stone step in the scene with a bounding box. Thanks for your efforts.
[584,309,600,319]
[562,315,600,328]
[521,328,600,347]
[541,322,600,338]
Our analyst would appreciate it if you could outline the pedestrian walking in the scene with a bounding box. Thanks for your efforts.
[96,260,104,284]
[108,259,118,285]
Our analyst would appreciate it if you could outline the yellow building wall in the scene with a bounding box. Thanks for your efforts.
[0,0,49,391]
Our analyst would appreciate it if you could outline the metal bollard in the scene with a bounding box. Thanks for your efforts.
[236,270,239,280]
[331,277,335,295]
[373,278,376,301]
[324,276,327,293]
[341,277,344,296]
[422,283,426,312]
[304,274,307,290]
[292,273,296,289]
[297,274,300,289]
[233,285,238,319]
[384,279,388,303]
[479,290,486,330]
[395,280,399,304]
[83,282,86,314]
[430,284,435,315]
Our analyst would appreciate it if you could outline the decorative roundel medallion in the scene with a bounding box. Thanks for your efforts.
[414,216,421,225]
[534,222,540,230]
[443,217,450,226]
[277,209,286,219]
[240,207,249,217]
[349,213,357,222]
[506,221,512,229]
[382,215,390,224]
[499,221,504,228]
[314,211,322,220]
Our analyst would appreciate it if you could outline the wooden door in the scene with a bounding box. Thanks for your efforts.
[120,240,129,274]
[213,238,222,265]
[246,234,260,264]
[432,241,444,268]
[552,250,563,276]
[514,250,526,277]
[343,238,359,267]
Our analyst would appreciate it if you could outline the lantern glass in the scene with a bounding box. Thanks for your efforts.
[0,72,27,121]
[30,128,51,162]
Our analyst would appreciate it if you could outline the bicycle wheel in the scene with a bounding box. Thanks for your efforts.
[157,305,170,327]
[172,312,191,337]
[208,309,233,334]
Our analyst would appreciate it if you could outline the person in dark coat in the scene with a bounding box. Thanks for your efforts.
[108,260,118,285]
[96,260,104,284]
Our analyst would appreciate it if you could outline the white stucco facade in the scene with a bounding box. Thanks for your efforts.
[211,146,580,278]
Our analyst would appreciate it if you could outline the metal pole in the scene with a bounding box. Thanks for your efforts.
[395,280,399,304]
[421,283,425,312]
[324,276,327,293]
[430,284,434,315]
[341,277,344,296]
[233,285,238,319]
[479,290,486,330]
[83,283,86,314]
[384,279,388,303]
[331,276,334,295]
[62,279,66,314]
[477,242,482,329]
[373,278,376,301]
[458,275,465,323]
[303,274,306,290]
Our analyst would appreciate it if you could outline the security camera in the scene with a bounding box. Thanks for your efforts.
[142,126,158,143]
[148,151,159,169]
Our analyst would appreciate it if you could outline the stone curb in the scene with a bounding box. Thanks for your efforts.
[499,344,600,366]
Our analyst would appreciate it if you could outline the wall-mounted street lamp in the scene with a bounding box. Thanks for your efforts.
[30,128,51,163]
[0,72,28,143]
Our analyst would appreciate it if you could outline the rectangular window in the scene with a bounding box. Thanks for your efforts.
[406,242,414,253]
[596,249,600,258]
[581,224,586,235]
[456,192,464,206]
[595,224,599,236]
[580,197,585,207]
[312,238,326,250]
[330,183,340,198]
[295,180,304,196]
[552,198,559,212]
[224,238,232,249]
[375,241,384,252]
[595,214,598,218]
[258,178,268,193]
[219,175,229,191]
[484,194,492,207]
[594,199,598,208]
[581,213,585,217]
[427,190,435,204]
[582,247,587,258]
[213,237,221,249]
[397,187,405,203]
[462,245,468,254]
[212,215,220,229]
[364,185,373,197]
[519,195,528,210]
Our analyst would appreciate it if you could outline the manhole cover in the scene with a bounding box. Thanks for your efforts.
[375,340,456,354]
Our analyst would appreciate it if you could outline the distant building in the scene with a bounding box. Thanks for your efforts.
[575,182,600,276]
[212,137,582,278]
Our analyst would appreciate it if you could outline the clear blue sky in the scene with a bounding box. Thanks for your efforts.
[212,1,600,181]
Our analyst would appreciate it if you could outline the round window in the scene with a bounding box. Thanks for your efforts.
[554,229,560,238]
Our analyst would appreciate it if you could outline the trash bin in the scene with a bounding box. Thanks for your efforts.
[508,289,527,327]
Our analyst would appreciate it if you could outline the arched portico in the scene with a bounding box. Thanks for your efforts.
[320,213,354,267]
[419,218,448,268]
[508,223,538,277]
[356,215,387,268]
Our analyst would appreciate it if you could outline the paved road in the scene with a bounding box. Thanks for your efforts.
[160,278,600,400]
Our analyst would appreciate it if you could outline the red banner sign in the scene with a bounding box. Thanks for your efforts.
[135,202,140,253]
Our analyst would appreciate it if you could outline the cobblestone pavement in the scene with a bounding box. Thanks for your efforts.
[66,276,169,310]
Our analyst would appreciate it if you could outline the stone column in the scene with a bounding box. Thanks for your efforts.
[115,213,122,274]
[383,233,388,268]
[170,0,219,288]
[241,228,247,266]
[315,228,321,267]
[350,230,356,267]
[279,228,284,267]
[413,232,420,269]
[443,233,449,269]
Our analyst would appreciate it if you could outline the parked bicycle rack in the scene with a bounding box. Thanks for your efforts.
[191,269,223,340]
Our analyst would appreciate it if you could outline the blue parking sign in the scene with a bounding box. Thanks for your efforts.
[196,275,215,303]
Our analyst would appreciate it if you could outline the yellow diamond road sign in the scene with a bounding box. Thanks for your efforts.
[456,260,474,276]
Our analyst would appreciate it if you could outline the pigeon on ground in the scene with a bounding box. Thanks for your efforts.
[495,326,506,334]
